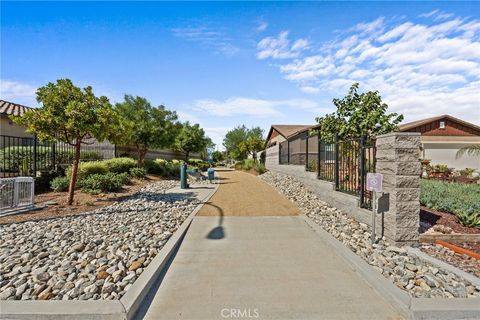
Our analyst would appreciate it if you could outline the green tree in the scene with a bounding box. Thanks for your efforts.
[12,79,122,205]
[174,122,211,160]
[239,135,265,161]
[223,125,264,160]
[115,95,179,166]
[316,83,403,142]
[212,150,225,162]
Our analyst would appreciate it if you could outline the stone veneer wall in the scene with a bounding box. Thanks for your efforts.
[375,132,421,243]
[263,132,422,245]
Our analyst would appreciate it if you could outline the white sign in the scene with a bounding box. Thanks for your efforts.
[366,173,383,192]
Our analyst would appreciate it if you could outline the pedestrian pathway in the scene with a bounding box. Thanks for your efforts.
[139,171,403,319]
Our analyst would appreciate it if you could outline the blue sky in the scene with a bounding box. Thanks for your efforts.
[2,1,480,148]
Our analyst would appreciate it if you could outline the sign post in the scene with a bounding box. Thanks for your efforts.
[366,172,383,245]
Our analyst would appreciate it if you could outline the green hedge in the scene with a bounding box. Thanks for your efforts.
[104,157,136,174]
[144,159,181,177]
[420,179,480,228]
[78,172,130,194]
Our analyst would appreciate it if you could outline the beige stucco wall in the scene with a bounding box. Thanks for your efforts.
[422,142,480,170]
[0,116,33,137]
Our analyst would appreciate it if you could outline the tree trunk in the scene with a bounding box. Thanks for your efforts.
[138,148,147,167]
[67,141,81,206]
[185,151,189,161]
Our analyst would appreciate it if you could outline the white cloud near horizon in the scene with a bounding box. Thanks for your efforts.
[257,12,480,124]
[0,80,38,106]
[193,96,325,117]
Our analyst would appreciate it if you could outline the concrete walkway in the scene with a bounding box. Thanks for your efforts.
[140,215,403,319]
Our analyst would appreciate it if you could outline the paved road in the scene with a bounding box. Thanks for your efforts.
[140,215,403,319]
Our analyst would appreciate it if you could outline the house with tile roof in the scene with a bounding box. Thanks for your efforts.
[399,115,480,170]
[0,99,35,142]
[266,124,313,147]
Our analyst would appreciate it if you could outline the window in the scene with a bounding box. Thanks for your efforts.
[439,120,445,129]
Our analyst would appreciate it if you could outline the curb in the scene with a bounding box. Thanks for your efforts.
[0,183,219,320]
[299,214,480,320]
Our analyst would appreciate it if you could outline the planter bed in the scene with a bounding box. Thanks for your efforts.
[259,171,480,299]
[0,180,199,301]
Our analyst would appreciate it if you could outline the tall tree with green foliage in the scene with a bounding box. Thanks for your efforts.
[223,125,264,160]
[115,95,179,166]
[316,83,403,142]
[12,79,122,205]
[174,122,211,160]
[239,135,265,161]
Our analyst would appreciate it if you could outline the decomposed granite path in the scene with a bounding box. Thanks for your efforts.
[138,170,403,320]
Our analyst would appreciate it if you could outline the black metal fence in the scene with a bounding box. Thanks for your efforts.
[0,135,115,177]
[278,132,376,209]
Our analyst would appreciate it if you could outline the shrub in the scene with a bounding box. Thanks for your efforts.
[188,159,209,171]
[456,211,480,228]
[35,169,64,192]
[104,157,136,174]
[235,159,265,174]
[144,159,166,175]
[129,167,146,179]
[420,179,480,228]
[254,162,266,174]
[51,176,71,192]
[67,161,108,180]
[78,172,129,194]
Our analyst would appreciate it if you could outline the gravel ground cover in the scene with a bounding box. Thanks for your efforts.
[0,180,199,301]
[421,244,480,278]
[259,171,480,299]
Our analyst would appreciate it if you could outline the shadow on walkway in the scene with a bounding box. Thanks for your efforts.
[201,202,225,240]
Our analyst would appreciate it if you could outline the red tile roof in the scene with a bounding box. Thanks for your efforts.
[0,99,34,116]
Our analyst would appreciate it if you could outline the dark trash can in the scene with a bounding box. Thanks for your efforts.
[207,168,215,182]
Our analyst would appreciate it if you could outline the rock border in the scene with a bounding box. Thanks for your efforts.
[0,184,219,320]
[300,214,480,320]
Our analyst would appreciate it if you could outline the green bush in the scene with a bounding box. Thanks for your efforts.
[188,159,209,171]
[78,172,129,194]
[51,176,71,192]
[420,179,480,228]
[35,169,65,192]
[144,159,166,175]
[129,167,146,179]
[234,159,265,174]
[67,161,108,180]
[104,157,136,174]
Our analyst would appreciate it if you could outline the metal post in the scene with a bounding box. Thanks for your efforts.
[287,139,290,165]
[32,135,37,177]
[317,133,321,178]
[305,134,309,170]
[278,142,281,164]
[371,191,377,245]
[52,141,56,170]
[180,163,188,189]
[334,133,339,190]
[359,135,366,208]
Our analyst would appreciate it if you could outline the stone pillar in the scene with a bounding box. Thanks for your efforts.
[375,132,421,244]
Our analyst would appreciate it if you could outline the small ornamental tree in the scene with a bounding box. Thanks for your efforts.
[115,95,179,166]
[239,135,265,161]
[223,125,264,160]
[12,79,122,205]
[174,122,211,160]
[316,83,404,142]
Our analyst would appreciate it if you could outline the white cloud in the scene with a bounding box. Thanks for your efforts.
[258,13,480,124]
[256,20,268,32]
[172,26,239,56]
[0,80,37,101]
[257,31,309,60]
[177,111,200,124]
[193,96,322,117]
[204,127,231,150]
[300,86,320,94]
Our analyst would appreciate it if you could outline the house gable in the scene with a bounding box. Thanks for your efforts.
[399,115,480,137]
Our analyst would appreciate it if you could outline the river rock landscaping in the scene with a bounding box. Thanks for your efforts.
[0,180,199,301]
[259,171,480,299]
